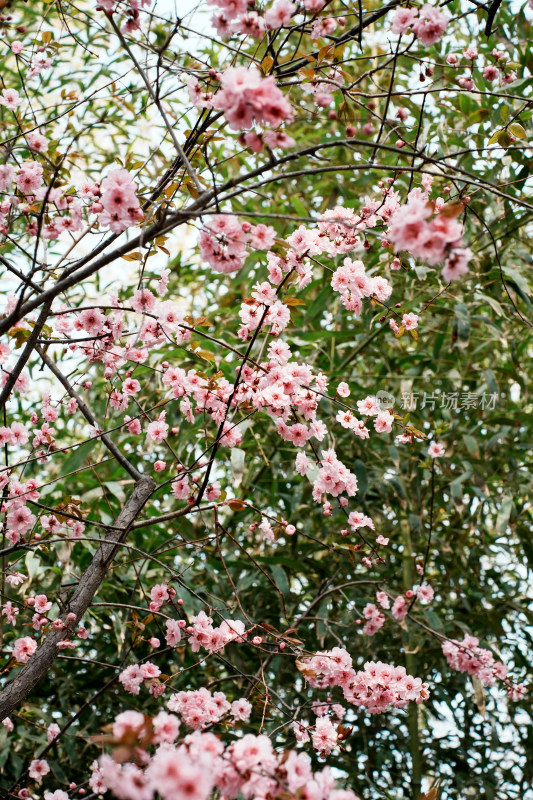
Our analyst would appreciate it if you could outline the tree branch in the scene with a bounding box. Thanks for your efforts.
[0,475,155,722]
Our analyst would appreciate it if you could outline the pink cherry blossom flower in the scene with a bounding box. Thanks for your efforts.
[147,419,169,444]
[231,698,252,720]
[123,378,141,395]
[391,7,417,34]
[47,722,61,742]
[483,65,499,81]
[417,583,434,603]
[213,66,293,131]
[411,4,449,45]
[165,619,182,646]
[312,715,338,756]
[402,312,419,330]
[265,0,296,28]
[337,382,350,397]
[28,759,50,781]
[428,441,445,458]
[0,88,22,110]
[33,594,52,614]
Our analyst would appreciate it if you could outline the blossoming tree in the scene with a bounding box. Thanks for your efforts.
[0,0,531,798]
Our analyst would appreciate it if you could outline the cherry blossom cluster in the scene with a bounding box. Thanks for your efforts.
[442,634,526,698]
[0,260,405,561]
[189,66,293,133]
[5,575,89,664]
[0,141,144,240]
[208,0,450,49]
[0,410,87,548]
[0,181,462,584]
[391,4,450,45]
[386,188,472,282]
[97,0,152,33]
[308,68,345,108]
[0,46,52,93]
[232,202,397,329]
[167,687,252,728]
[98,168,144,233]
[360,584,435,635]
[298,648,430,714]
[199,215,276,273]
[83,717,361,800]
[207,0,325,39]
[446,45,517,88]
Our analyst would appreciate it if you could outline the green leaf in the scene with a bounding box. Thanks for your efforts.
[353,459,368,498]
[454,303,470,348]
[496,495,513,533]
[508,122,527,138]
[487,128,504,146]
[61,439,97,475]
[291,195,309,218]
[269,564,290,598]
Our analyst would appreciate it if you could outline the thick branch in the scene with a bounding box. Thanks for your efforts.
[0,476,155,721]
